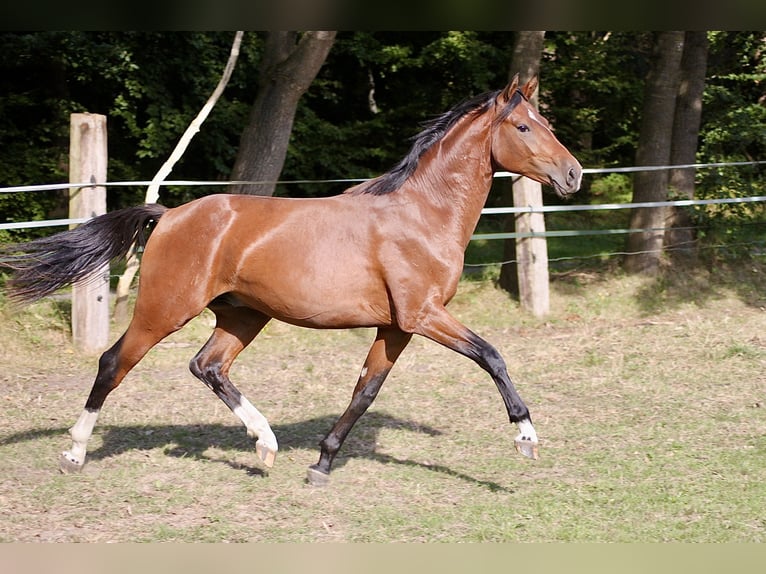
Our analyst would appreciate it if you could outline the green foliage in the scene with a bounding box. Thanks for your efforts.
[0,31,261,219]
[0,33,78,239]
[2,30,766,257]
[542,32,649,172]
[283,32,514,197]
[589,173,633,203]
[694,32,766,251]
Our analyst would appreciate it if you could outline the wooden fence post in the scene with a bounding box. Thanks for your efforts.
[69,113,109,353]
[513,177,550,317]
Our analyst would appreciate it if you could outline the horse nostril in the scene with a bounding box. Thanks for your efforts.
[566,165,582,190]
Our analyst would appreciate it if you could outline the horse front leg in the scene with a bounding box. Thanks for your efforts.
[412,305,539,460]
[189,307,277,469]
[307,327,412,486]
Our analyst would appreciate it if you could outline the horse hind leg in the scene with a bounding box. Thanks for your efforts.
[307,327,412,486]
[60,292,206,474]
[188,306,277,469]
[60,323,170,473]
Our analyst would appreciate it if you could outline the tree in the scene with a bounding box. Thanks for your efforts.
[695,32,766,246]
[665,31,709,255]
[4,31,765,267]
[230,31,336,196]
[624,31,686,274]
[0,32,263,219]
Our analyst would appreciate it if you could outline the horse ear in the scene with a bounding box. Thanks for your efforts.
[522,76,539,100]
[501,73,520,103]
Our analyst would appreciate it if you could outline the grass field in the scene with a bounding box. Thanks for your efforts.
[1,260,765,542]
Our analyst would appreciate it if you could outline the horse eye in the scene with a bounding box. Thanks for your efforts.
[517,124,530,133]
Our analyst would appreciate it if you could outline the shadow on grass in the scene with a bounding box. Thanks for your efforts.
[0,411,511,492]
[551,256,766,316]
[632,257,766,315]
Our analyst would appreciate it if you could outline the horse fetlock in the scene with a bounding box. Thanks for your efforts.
[68,409,99,448]
[250,424,277,448]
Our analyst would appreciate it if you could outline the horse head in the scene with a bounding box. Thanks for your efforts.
[491,74,582,198]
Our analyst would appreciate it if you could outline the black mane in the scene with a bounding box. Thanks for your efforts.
[349,89,509,196]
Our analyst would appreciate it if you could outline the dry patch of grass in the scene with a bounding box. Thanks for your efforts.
[1,264,765,541]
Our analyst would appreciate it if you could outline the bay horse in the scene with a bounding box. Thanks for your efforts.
[1,75,581,485]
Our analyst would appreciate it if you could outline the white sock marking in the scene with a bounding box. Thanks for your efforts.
[516,418,538,442]
[64,409,100,465]
[233,396,278,452]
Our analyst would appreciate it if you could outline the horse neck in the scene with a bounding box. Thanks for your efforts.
[404,110,495,248]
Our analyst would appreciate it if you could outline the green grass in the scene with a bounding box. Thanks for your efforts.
[1,263,766,541]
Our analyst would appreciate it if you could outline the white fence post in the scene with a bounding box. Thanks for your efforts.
[513,177,549,317]
[69,113,109,353]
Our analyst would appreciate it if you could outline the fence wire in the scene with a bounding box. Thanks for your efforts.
[463,238,766,269]
[2,161,765,269]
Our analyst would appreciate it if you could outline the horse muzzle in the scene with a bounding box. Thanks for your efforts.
[550,162,582,199]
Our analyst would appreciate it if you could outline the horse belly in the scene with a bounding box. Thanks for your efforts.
[232,245,392,329]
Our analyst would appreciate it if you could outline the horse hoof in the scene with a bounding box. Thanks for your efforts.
[255,443,277,468]
[306,465,330,487]
[514,438,539,460]
[58,452,84,474]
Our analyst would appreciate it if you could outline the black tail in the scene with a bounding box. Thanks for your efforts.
[0,203,168,303]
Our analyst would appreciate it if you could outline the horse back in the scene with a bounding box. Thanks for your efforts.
[140,193,396,328]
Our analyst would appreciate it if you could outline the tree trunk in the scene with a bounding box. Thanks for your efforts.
[498,31,547,316]
[624,31,685,274]
[665,31,709,257]
[230,31,336,196]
